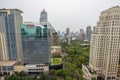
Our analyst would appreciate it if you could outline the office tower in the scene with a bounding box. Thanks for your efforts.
[74,31,79,40]
[0,9,23,61]
[66,27,70,36]
[58,30,60,36]
[39,9,59,46]
[51,31,61,54]
[67,33,72,45]
[65,28,72,44]
[79,29,85,41]
[86,26,92,41]
[65,27,70,40]
[80,29,84,34]
[40,9,48,23]
[21,22,51,64]
[89,6,120,80]
[48,23,59,46]
[52,32,59,46]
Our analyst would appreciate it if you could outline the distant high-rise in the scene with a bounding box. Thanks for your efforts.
[89,6,120,80]
[21,22,51,64]
[80,29,84,34]
[66,27,70,36]
[86,26,92,41]
[67,34,72,45]
[65,28,72,44]
[0,9,23,61]
[79,29,85,41]
[65,27,70,40]
[39,9,59,46]
[40,9,48,23]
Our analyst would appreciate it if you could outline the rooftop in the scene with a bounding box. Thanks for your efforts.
[86,65,96,74]
[101,5,120,14]
[0,61,17,66]
[0,8,23,13]
[41,9,47,14]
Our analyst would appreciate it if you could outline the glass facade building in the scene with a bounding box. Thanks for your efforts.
[1,66,13,71]
[0,9,23,61]
[20,22,51,64]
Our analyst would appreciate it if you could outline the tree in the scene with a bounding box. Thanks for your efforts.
[28,76,37,80]
[65,76,72,80]
[40,72,49,80]
[91,77,97,80]
[55,69,67,79]
[52,53,62,58]
[9,74,18,80]
[17,71,26,76]
[58,40,90,79]
[49,69,56,75]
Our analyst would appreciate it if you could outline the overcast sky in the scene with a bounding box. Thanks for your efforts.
[0,0,120,32]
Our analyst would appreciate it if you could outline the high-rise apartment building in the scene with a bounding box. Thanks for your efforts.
[20,22,51,64]
[0,9,23,61]
[86,26,92,41]
[88,6,120,80]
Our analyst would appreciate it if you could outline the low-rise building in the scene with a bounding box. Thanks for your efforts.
[23,64,49,73]
[0,60,20,75]
[51,46,61,54]
[14,64,49,74]
[0,60,49,75]
[82,64,97,80]
[13,65,24,73]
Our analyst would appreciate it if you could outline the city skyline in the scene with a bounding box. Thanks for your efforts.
[0,5,120,79]
[0,0,120,31]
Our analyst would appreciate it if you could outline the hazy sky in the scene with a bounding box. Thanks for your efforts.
[0,0,120,32]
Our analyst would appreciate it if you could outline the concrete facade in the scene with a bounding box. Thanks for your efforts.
[14,64,49,73]
[51,46,61,54]
[82,65,97,80]
[89,6,120,80]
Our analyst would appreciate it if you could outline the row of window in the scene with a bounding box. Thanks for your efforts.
[100,14,120,21]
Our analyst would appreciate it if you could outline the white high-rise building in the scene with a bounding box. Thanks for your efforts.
[89,6,120,80]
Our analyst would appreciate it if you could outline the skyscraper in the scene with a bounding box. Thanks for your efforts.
[86,26,92,41]
[21,22,51,64]
[67,34,72,45]
[88,6,120,80]
[0,9,23,61]
[79,29,85,41]
[66,27,70,36]
[39,9,59,46]
[40,9,48,23]
[65,27,70,42]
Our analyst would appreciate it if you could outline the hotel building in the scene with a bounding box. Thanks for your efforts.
[83,6,120,80]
